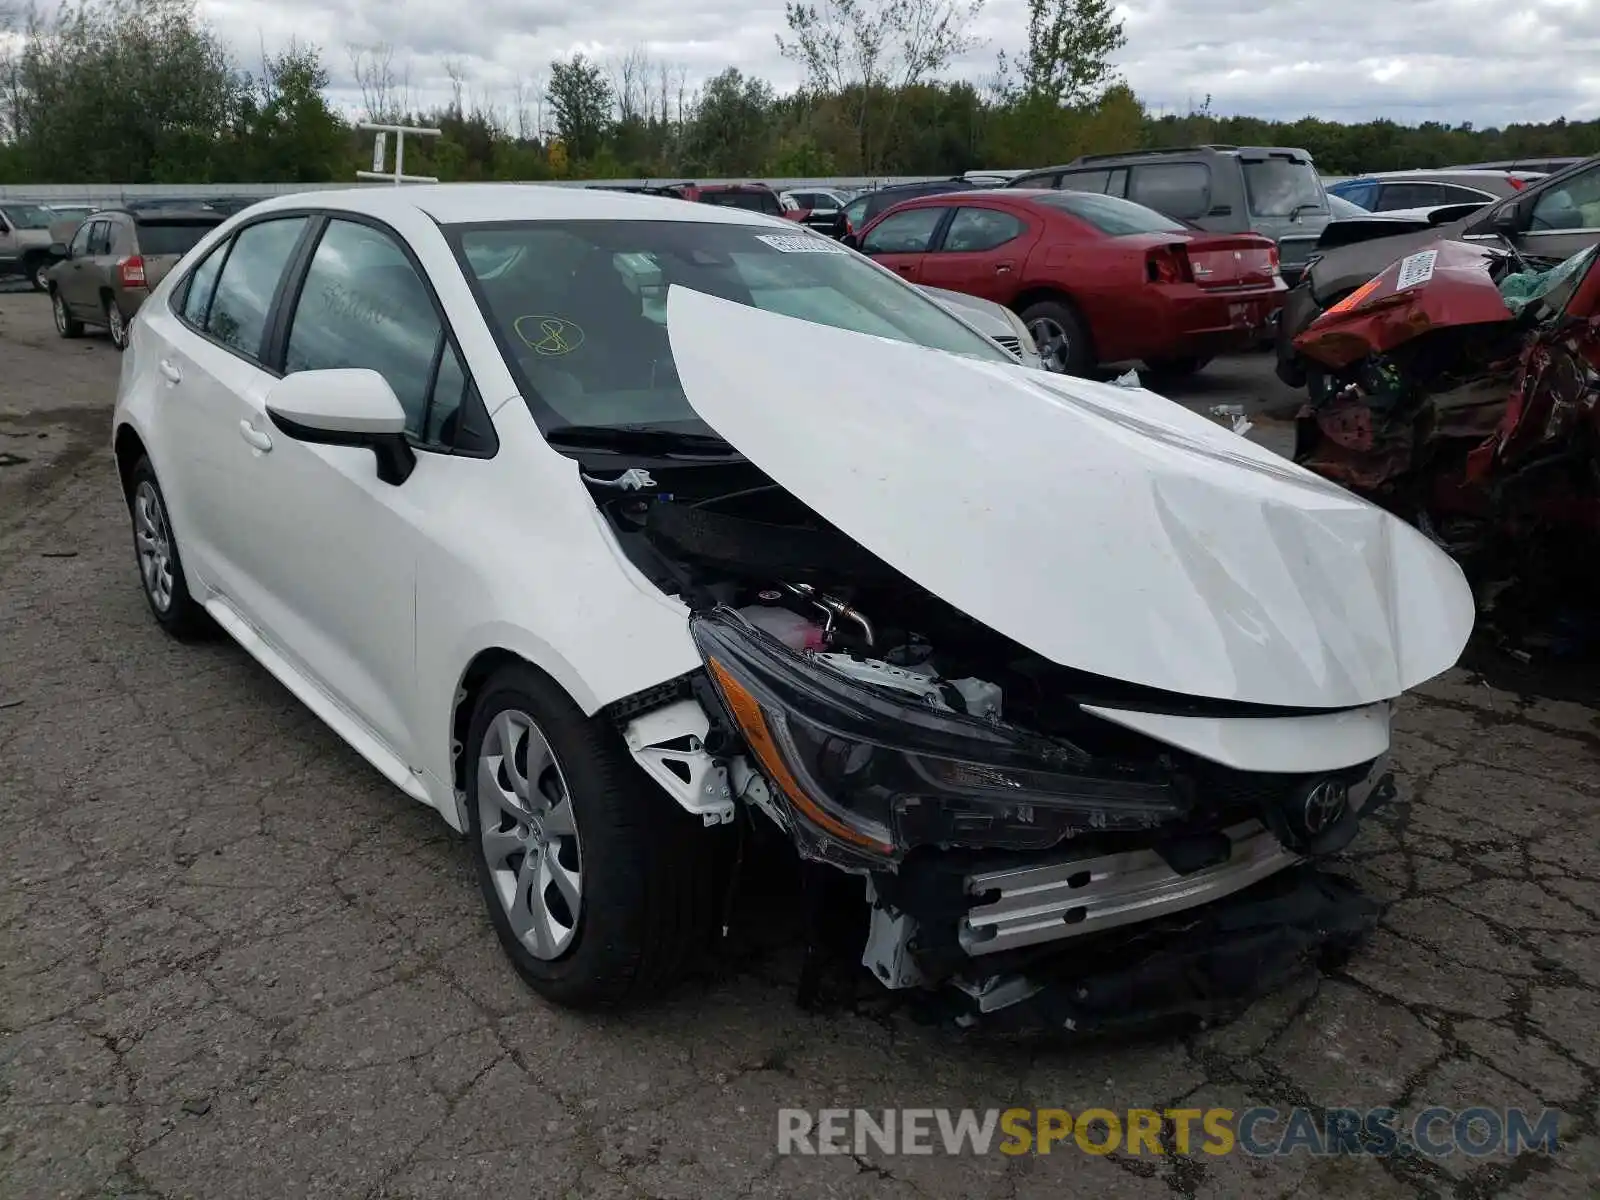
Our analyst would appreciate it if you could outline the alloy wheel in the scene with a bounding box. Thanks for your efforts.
[477,709,584,960]
[108,304,126,347]
[133,481,174,612]
[1027,317,1072,373]
[34,263,50,290]
[52,294,67,334]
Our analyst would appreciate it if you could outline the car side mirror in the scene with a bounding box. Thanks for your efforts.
[1491,204,1523,234]
[841,233,860,250]
[264,368,416,485]
[49,242,68,258]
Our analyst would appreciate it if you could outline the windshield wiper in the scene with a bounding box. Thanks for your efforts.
[544,423,740,457]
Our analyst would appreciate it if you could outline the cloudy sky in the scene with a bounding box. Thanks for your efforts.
[197,0,1600,128]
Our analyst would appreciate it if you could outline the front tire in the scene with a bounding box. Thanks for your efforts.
[28,257,49,292]
[127,457,208,638]
[52,290,83,338]
[465,664,719,1009]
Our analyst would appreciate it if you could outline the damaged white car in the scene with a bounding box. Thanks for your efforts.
[112,185,1475,1025]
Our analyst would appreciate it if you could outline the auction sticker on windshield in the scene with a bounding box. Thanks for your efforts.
[756,234,847,254]
[1395,249,1438,291]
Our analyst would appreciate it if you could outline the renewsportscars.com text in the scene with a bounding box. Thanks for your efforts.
[776,1106,1562,1158]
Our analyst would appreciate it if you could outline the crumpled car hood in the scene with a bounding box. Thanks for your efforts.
[665,286,1475,708]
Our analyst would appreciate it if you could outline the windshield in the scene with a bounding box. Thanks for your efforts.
[1243,159,1327,218]
[135,221,218,255]
[450,219,1013,435]
[1034,191,1186,235]
[1,204,55,230]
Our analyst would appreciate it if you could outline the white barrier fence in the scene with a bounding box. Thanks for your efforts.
[0,175,1357,205]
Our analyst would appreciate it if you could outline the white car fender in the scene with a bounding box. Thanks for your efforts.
[412,408,704,829]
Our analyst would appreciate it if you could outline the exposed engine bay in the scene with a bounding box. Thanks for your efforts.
[581,458,1393,1028]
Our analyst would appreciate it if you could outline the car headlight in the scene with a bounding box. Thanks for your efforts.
[690,608,1183,868]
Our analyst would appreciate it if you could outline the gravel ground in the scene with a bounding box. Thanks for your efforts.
[1,290,1597,1200]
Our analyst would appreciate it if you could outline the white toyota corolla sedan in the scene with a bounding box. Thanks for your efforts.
[112,185,1475,1024]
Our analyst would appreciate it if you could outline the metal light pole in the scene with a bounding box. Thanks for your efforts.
[356,123,443,185]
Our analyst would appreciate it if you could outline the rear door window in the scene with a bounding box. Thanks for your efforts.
[939,208,1026,252]
[1375,183,1446,211]
[200,216,308,361]
[1129,163,1210,220]
[87,221,114,256]
[1434,183,1495,205]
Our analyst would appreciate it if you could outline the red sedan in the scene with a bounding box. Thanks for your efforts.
[849,188,1286,379]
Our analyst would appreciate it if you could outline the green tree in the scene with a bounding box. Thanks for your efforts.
[1004,0,1125,106]
[11,0,246,182]
[684,68,774,175]
[236,42,347,182]
[546,53,612,164]
[777,0,984,171]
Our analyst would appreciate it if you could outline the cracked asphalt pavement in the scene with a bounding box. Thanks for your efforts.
[2,291,1597,1199]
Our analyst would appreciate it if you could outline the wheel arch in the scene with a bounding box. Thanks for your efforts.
[444,636,604,829]
[113,423,147,508]
[446,644,724,833]
[1010,286,1098,359]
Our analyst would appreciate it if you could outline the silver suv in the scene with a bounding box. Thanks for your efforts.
[0,203,60,291]
[1007,144,1331,285]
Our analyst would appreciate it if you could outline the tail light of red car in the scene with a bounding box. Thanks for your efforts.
[1268,243,1282,276]
[117,255,147,289]
[1146,245,1193,285]
[1508,177,1527,190]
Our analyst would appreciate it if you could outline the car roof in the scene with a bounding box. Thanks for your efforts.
[243,183,797,229]
[1021,145,1314,173]
[1349,169,1540,182]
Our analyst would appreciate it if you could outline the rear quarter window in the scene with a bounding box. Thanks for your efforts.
[134,221,220,256]
[1128,163,1211,221]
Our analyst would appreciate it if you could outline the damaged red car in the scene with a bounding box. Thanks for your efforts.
[1291,238,1600,632]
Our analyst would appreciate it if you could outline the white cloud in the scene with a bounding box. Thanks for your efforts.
[195,0,1600,127]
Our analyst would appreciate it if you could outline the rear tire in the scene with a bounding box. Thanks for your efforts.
[127,457,208,639]
[52,290,83,339]
[1020,299,1093,376]
[105,295,129,351]
[465,663,720,1009]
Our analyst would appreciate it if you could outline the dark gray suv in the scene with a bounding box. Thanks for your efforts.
[1007,145,1331,285]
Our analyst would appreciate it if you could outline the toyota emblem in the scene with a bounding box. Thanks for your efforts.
[1301,779,1349,835]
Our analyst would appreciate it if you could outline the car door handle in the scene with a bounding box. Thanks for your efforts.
[158,359,181,383]
[238,421,273,452]
[995,262,1013,274]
